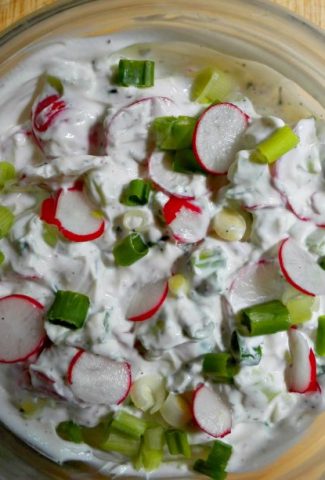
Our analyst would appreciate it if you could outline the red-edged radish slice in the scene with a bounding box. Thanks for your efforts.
[162,196,209,244]
[228,260,284,312]
[40,182,105,242]
[192,384,232,438]
[127,279,168,322]
[278,238,325,297]
[0,294,45,363]
[286,328,321,394]
[106,96,178,162]
[192,102,249,175]
[32,94,66,133]
[67,350,132,405]
[148,151,208,199]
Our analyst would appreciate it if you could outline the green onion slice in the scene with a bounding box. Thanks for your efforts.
[46,75,64,96]
[251,125,299,164]
[0,206,14,238]
[152,116,196,150]
[56,421,83,443]
[165,429,191,458]
[316,315,325,356]
[42,223,59,247]
[117,59,155,88]
[191,67,233,104]
[102,429,140,457]
[0,162,16,189]
[0,251,5,265]
[46,290,90,330]
[193,439,232,479]
[230,331,262,366]
[110,410,147,439]
[238,300,291,336]
[318,256,325,270]
[202,352,239,383]
[120,179,151,206]
[113,233,149,266]
[173,149,206,174]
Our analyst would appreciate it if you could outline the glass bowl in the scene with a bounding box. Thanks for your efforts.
[0,1,324,479]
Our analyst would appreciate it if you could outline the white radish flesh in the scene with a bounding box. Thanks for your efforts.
[287,328,320,394]
[278,237,325,297]
[106,96,178,162]
[163,197,210,244]
[41,184,105,242]
[193,102,249,174]
[127,279,168,322]
[0,295,45,364]
[228,260,285,312]
[148,151,208,199]
[68,351,131,405]
[192,384,232,438]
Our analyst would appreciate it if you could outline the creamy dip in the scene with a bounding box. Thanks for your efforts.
[0,31,325,479]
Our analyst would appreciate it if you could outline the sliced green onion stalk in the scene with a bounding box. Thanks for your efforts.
[193,460,227,480]
[0,162,16,189]
[0,206,14,238]
[0,251,5,265]
[230,331,262,366]
[152,116,196,150]
[285,294,318,325]
[120,179,151,206]
[46,290,90,329]
[134,425,164,472]
[46,75,64,95]
[191,67,233,104]
[251,125,299,164]
[316,315,325,356]
[42,223,59,247]
[238,300,291,336]
[101,429,140,457]
[110,410,147,439]
[165,429,191,458]
[173,149,206,174]
[193,439,232,480]
[56,421,83,444]
[81,417,112,448]
[117,59,155,88]
[113,233,149,266]
[318,256,325,271]
[202,352,240,383]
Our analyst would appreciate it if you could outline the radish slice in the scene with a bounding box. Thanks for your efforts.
[127,279,168,322]
[192,384,232,438]
[106,96,178,162]
[40,182,105,242]
[278,237,325,297]
[148,151,208,199]
[192,102,249,174]
[162,196,210,244]
[32,94,66,133]
[228,260,284,312]
[67,350,131,405]
[286,328,321,394]
[0,294,45,364]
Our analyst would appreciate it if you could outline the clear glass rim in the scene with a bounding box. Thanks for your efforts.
[0,0,324,48]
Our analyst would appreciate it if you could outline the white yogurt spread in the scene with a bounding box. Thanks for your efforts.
[0,31,325,479]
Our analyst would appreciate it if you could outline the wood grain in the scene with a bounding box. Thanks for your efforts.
[0,0,324,32]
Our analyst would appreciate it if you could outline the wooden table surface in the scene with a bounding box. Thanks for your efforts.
[0,0,324,32]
